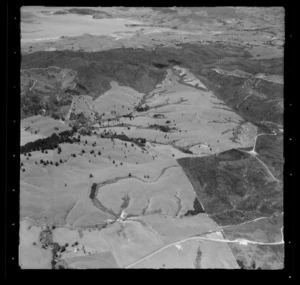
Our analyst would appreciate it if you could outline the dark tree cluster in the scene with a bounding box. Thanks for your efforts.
[65,88,80,95]
[176,146,193,154]
[136,105,150,112]
[149,124,172,133]
[152,62,169,69]
[38,159,55,166]
[184,197,205,216]
[51,242,68,269]
[20,128,79,154]
[89,183,98,199]
[153,114,165,119]
[237,259,261,270]
[167,59,181,65]
[123,113,134,120]
[102,132,147,147]
[79,127,92,136]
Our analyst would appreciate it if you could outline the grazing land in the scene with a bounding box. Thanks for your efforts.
[19,6,284,269]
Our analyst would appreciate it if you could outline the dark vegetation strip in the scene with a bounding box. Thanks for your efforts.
[39,226,69,269]
[106,133,147,148]
[173,194,183,217]
[184,197,205,216]
[89,183,117,217]
[193,247,202,269]
[20,127,79,154]
[148,124,173,132]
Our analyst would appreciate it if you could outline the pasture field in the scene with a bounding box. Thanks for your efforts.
[50,213,219,268]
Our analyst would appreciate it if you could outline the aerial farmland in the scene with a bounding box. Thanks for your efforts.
[19,6,284,270]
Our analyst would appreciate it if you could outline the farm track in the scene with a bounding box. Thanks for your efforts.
[235,130,282,182]
[219,212,284,229]
[237,148,281,183]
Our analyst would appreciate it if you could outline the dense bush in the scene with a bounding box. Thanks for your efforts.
[149,124,171,132]
[20,128,78,154]
[89,183,97,199]
[152,62,169,69]
[153,114,165,119]
[184,198,205,216]
[136,105,150,112]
